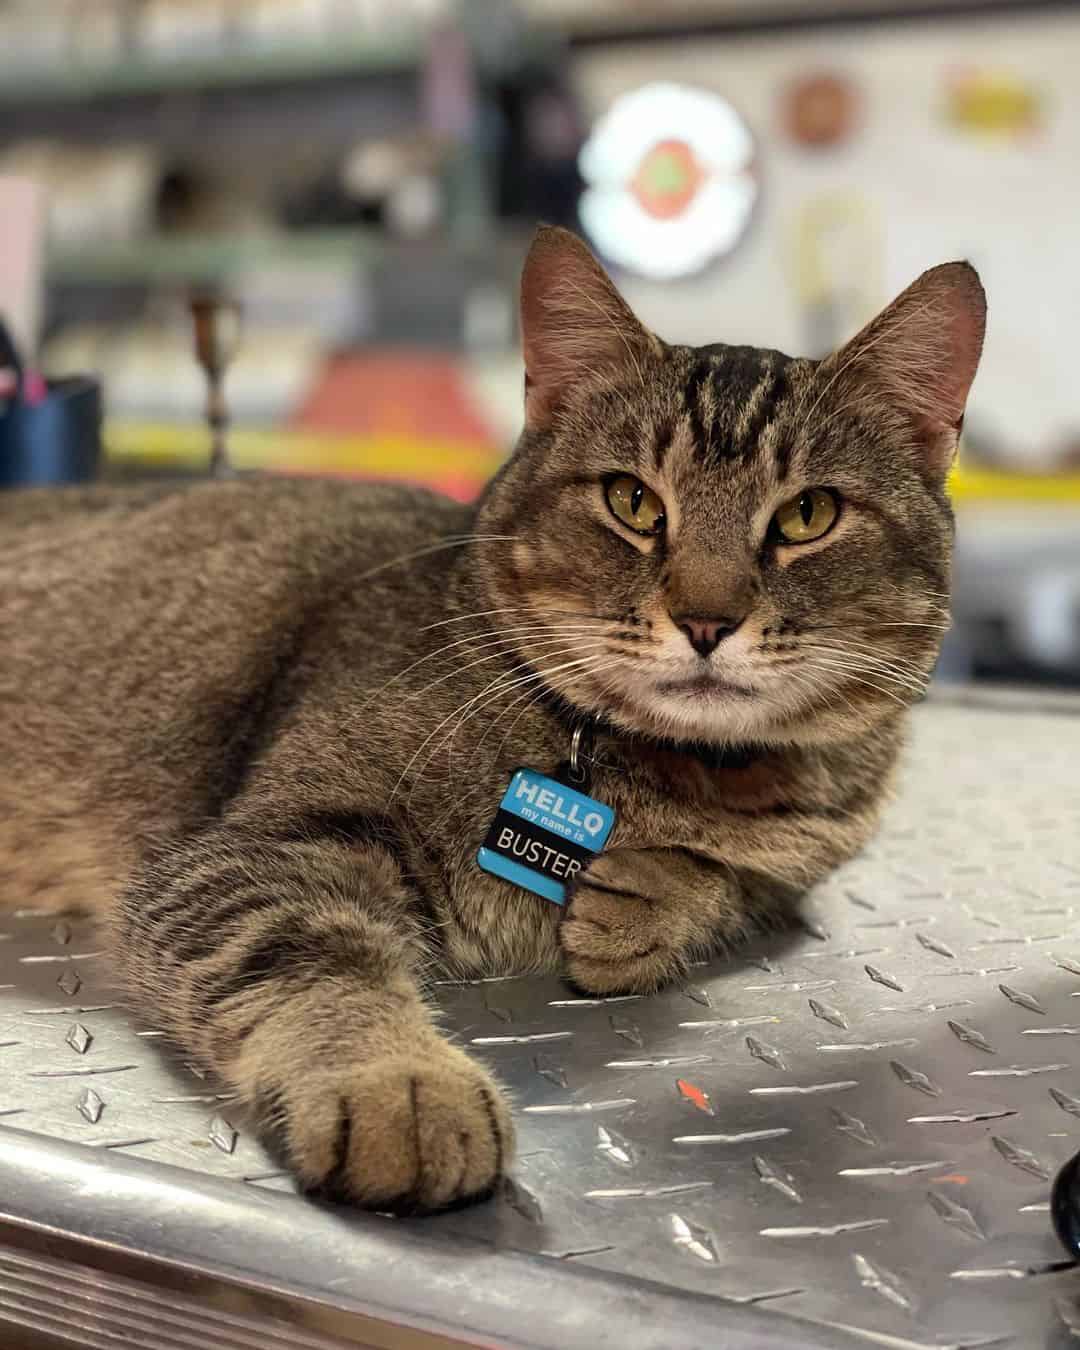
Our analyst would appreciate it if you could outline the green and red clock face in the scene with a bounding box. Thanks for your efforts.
[578,83,758,280]
[630,138,706,220]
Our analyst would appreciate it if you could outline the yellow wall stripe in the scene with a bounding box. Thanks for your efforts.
[106,423,1080,504]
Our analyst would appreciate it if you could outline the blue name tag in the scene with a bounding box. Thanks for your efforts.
[477,768,616,905]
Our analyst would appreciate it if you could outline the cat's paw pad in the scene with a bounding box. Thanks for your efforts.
[266,1045,513,1214]
[560,861,688,994]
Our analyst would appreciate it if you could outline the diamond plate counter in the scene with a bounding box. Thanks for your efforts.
[1,691,1079,1348]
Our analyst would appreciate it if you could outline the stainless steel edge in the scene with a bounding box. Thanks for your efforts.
[0,1125,865,1350]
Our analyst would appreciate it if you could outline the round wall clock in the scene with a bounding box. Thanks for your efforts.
[577,82,758,281]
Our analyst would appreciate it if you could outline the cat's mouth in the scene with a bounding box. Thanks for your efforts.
[654,673,757,700]
[585,659,803,744]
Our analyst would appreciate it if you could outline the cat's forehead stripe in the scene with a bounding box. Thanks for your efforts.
[651,415,679,472]
[735,362,790,461]
[681,346,795,467]
[682,359,715,460]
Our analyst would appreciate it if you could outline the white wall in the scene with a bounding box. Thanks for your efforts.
[571,9,1080,461]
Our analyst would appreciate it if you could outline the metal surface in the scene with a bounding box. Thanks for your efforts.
[2,692,1080,1347]
[0,1130,861,1350]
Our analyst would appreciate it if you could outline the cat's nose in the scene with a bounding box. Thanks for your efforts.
[673,614,745,658]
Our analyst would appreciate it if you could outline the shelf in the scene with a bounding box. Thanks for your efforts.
[104,420,504,500]
[950,466,1080,504]
[551,0,1041,41]
[48,228,380,285]
[103,431,1080,505]
[0,32,423,105]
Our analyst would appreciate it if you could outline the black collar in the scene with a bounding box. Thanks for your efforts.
[538,686,762,778]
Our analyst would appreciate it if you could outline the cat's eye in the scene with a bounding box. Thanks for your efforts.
[605,475,666,536]
[772,488,839,544]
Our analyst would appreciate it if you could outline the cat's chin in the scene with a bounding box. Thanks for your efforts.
[582,675,792,747]
[594,675,909,749]
[560,649,913,748]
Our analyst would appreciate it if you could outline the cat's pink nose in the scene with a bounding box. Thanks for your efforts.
[673,614,744,658]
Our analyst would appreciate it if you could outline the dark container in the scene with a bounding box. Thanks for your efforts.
[0,374,102,489]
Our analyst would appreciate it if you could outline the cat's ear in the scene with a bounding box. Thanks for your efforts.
[827,261,986,474]
[520,225,657,432]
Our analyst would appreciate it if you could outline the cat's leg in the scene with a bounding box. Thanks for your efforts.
[560,848,792,994]
[116,824,512,1212]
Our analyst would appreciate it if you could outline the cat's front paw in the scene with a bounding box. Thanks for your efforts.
[559,849,692,995]
[261,1040,513,1214]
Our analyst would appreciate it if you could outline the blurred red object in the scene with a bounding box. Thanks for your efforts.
[293,351,497,446]
[285,350,503,501]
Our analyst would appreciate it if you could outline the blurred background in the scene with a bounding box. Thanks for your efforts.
[1,0,1078,687]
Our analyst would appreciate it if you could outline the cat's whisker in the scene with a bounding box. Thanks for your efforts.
[802,651,929,695]
[834,672,913,708]
[873,581,951,611]
[438,624,626,673]
[879,579,951,598]
[813,613,949,632]
[353,534,517,585]
[800,639,929,679]
[809,670,913,711]
[418,606,532,632]
[866,620,951,631]
[411,623,611,672]
[359,622,611,711]
[444,654,622,757]
[478,655,626,765]
[393,651,620,806]
[801,648,930,687]
[482,657,627,782]
[802,659,917,706]
[389,671,533,804]
[788,668,839,715]
[428,654,625,832]
[806,654,931,692]
[406,637,613,702]
[476,683,554,765]
[814,627,948,645]
[801,634,935,675]
[415,654,625,810]
[419,606,619,632]
[777,664,844,720]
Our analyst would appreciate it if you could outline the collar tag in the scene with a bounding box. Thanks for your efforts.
[477,767,616,906]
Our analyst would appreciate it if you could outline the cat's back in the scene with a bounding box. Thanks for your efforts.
[3,475,472,674]
[0,475,471,810]
[0,476,476,911]
[0,476,467,572]
[4,476,466,624]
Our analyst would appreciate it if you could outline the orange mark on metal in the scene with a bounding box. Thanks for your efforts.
[936,1174,969,1185]
[677,1079,713,1114]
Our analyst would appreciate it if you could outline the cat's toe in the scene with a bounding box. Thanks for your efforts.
[559,883,687,994]
[267,1043,513,1214]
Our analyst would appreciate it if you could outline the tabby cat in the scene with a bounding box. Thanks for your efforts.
[0,227,985,1212]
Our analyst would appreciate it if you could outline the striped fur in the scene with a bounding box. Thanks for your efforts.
[0,229,984,1212]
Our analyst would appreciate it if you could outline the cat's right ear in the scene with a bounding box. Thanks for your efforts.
[519,226,656,432]
[825,261,987,476]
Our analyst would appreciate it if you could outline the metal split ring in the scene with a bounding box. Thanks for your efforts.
[568,723,592,783]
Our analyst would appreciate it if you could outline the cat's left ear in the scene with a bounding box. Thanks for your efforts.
[827,261,987,475]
